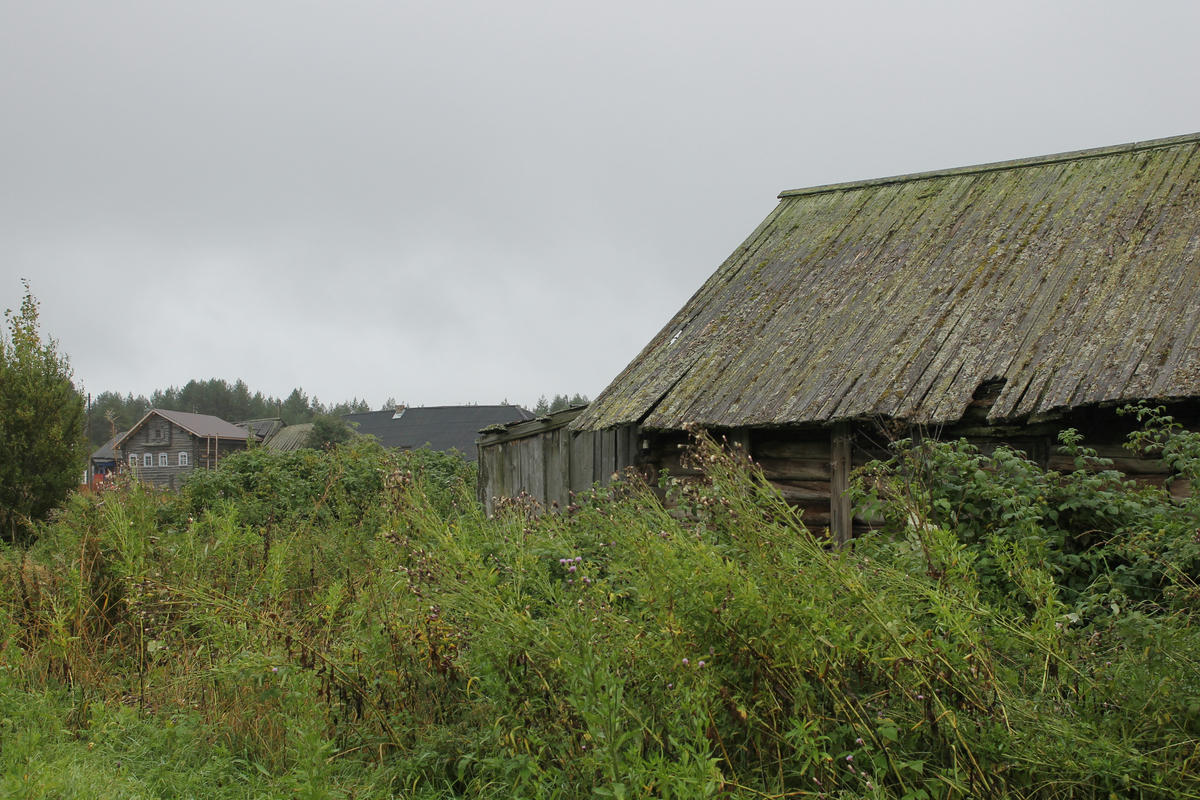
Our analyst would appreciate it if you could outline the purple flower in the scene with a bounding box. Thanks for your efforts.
[697,660,706,668]
[574,556,583,563]
[682,657,689,666]
[846,755,853,761]
[568,565,577,573]
[855,737,864,745]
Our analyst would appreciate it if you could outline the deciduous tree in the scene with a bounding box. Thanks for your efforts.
[0,284,87,543]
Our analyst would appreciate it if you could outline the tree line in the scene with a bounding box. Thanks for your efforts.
[532,393,589,415]
[86,381,375,447]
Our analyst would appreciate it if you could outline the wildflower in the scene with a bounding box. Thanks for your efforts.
[271,667,278,673]
[697,660,706,668]
[846,755,853,761]
[682,657,689,666]
[855,737,864,745]
[568,565,577,573]
[574,556,583,563]
[917,694,925,700]
[559,558,567,565]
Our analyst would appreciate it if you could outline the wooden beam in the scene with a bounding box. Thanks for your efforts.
[830,422,852,547]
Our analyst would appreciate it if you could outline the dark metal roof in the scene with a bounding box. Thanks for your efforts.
[115,409,252,449]
[344,405,535,460]
[576,132,1200,431]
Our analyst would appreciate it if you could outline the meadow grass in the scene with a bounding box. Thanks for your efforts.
[1,426,1198,798]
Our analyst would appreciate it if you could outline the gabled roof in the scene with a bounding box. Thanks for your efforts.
[344,405,535,460]
[576,132,1200,431]
[115,409,252,449]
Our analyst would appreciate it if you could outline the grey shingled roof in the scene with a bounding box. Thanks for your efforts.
[237,418,285,440]
[575,132,1200,431]
[345,405,535,460]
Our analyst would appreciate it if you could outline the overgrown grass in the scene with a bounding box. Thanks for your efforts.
[2,418,1199,798]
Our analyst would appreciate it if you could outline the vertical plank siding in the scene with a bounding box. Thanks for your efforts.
[477,408,638,514]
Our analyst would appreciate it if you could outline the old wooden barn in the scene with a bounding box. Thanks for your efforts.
[484,133,1200,539]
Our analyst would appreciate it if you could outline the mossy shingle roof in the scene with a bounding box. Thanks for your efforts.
[576,133,1200,431]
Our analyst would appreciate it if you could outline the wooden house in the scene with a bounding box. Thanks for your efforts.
[87,431,126,488]
[552,133,1200,541]
[114,409,255,489]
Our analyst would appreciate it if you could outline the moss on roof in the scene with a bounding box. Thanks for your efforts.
[576,133,1200,431]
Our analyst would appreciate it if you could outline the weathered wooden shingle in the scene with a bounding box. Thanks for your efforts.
[575,133,1200,431]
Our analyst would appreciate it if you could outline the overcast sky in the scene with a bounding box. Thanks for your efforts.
[3,1,1198,412]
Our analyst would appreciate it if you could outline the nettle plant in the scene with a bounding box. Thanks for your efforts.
[850,404,1200,619]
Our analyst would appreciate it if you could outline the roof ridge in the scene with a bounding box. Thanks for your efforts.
[778,131,1200,199]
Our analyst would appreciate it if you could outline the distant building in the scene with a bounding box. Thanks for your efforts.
[88,431,127,488]
[115,409,255,489]
[344,404,535,461]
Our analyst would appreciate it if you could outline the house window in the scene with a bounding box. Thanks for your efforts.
[178,452,189,467]
[159,453,168,467]
[129,453,137,467]
[143,453,153,467]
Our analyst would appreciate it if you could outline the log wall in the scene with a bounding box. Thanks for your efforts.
[118,418,250,490]
[638,398,1197,541]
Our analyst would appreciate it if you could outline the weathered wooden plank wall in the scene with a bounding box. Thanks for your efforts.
[477,407,639,514]
[481,399,1196,532]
